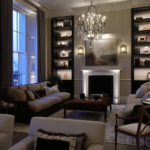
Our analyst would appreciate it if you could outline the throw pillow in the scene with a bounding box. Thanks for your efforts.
[12,88,27,101]
[32,88,46,98]
[136,86,147,98]
[25,90,35,101]
[36,138,70,150]
[44,85,60,96]
[141,91,150,101]
[34,129,87,150]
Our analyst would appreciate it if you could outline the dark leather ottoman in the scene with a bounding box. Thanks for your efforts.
[63,98,112,121]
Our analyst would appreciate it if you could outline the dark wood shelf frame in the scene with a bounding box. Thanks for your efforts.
[51,16,74,99]
[131,6,150,94]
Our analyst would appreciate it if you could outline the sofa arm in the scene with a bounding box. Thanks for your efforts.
[8,136,34,150]
[86,144,104,150]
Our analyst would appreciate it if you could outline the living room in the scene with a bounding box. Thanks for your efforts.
[0,0,150,150]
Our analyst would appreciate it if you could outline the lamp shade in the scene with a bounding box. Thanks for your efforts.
[120,44,127,54]
[78,47,83,55]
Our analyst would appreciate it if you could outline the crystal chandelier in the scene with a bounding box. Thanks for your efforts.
[75,0,106,41]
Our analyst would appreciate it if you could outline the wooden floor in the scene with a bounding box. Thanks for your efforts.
[13,132,150,150]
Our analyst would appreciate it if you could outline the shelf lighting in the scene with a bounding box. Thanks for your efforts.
[120,44,127,54]
[78,47,83,56]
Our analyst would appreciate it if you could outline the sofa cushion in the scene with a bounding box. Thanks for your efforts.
[39,81,48,88]
[27,84,41,91]
[50,92,70,101]
[28,100,53,113]
[39,96,62,105]
[136,86,147,98]
[127,95,141,104]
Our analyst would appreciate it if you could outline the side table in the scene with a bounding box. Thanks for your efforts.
[0,105,17,116]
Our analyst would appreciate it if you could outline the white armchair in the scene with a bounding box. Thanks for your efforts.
[0,114,14,150]
[8,117,105,150]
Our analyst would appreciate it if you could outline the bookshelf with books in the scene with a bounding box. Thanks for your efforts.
[131,6,150,93]
[51,16,74,99]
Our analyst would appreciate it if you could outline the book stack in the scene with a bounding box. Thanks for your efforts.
[63,19,72,27]
[54,30,61,38]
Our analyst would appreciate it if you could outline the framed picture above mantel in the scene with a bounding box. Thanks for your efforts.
[85,38,118,66]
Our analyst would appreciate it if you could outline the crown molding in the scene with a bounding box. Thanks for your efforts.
[47,0,150,18]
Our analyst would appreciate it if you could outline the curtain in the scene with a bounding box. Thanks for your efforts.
[37,9,45,83]
[0,0,13,87]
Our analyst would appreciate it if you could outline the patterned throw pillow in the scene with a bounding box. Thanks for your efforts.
[34,129,87,150]
[25,90,35,101]
[12,88,27,101]
[141,91,150,101]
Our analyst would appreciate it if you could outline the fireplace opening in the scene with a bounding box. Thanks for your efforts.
[89,75,113,99]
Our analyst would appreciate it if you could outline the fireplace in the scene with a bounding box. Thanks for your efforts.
[89,75,113,99]
[81,69,121,103]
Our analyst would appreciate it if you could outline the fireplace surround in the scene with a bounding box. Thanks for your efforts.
[81,69,121,103]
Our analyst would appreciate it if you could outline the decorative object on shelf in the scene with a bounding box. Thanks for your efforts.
[60,62,63,67]
[64,73,68,80]
[46,73,63,85]
[80,93,85,99]
[57,61,60,67]
[120,44,127,54]
[135,58,140,66]
[136,17,143,20]
[68,51,72,57]
[147,72,150,80]
[66,32,71,37]
[144,60,150,66]
[57,52,60,57]
[134,36,138,43]
[146,35,150,42]
[93,95,100,100]
[140,60,144,66]
[63,62,66,66]
[85,38,117,65]
[54,42,58,48]
[134,47,140,54]
[143,25,150,30]
[61,50,66,57]
[144,46,149,54]
[78,47,83,55]
[75,0,106,41]
[134,23,139,31]
[139,38,146,42]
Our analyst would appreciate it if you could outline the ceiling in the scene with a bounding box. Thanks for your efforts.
[14,0,150,17]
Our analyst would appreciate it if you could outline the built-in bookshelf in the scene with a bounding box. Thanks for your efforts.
[131,6,150,93]
[51,16,74,99]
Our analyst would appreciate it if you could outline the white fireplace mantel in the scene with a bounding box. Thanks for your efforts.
[81,69,122,104]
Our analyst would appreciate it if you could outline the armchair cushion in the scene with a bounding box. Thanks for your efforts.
[118,123,150,135]
[86,144,104,150]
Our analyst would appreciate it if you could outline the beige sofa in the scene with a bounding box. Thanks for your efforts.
[7,81,70,123]
[0,114,14,150]
[8,117,105,150]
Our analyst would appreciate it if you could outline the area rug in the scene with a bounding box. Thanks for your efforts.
[14,105,150,147]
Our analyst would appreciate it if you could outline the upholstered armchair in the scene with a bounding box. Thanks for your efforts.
[8,117,105,150]
[0,114,15,150]
[115,105,150,150]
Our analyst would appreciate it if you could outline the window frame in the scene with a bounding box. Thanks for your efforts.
[13,8,28,86]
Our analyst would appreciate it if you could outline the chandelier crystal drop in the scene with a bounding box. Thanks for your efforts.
[75,0,106,41]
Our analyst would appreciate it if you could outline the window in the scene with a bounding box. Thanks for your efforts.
[13,9,37,86]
